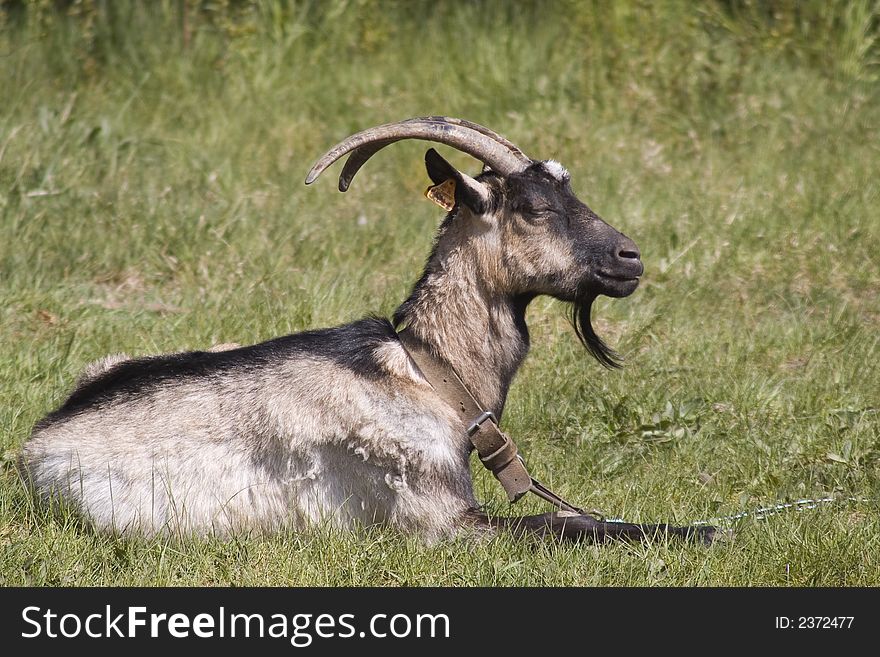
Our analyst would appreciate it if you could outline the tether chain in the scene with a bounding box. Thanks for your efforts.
[603,496,873,528]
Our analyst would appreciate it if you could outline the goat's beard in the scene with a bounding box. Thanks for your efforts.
[571,289,622,369]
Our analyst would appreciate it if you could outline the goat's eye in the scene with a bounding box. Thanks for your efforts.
[516,202,554,219]
[518,203,555,219]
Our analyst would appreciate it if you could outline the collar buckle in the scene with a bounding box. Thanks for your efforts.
[466,410,497,436]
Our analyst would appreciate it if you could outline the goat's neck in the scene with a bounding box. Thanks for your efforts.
[395,241,531,418]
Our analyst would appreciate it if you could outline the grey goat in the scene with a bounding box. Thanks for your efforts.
[20,117,714,543]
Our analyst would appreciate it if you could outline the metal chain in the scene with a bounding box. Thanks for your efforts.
[694,496,870,528]
[602,496,873,528]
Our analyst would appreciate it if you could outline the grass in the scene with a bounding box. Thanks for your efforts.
[1,0,879,586]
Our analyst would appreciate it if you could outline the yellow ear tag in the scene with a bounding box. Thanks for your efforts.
[425,178,456,211]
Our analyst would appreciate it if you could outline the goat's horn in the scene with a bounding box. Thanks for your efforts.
[305,116,531,191]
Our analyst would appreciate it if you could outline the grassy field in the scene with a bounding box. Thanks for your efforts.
[1,0,879,586]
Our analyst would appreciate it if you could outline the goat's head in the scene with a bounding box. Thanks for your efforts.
[306,117,643,367]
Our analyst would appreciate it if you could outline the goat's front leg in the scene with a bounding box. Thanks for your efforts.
[468,510,718,545]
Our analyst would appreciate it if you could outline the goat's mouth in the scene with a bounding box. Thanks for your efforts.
[598,271,641,282]
[595,270,641,298]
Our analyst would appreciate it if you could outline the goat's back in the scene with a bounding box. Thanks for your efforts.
[20,318,474,538]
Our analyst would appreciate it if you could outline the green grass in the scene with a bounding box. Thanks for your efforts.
[1,0,879,586]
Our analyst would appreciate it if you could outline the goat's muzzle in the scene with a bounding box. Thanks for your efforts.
[593,234,643,299]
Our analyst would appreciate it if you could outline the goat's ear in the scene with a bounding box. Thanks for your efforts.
[424,148,490,214]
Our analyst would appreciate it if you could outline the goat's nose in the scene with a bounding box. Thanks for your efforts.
[616,237,641,262]
[618,246,640,260]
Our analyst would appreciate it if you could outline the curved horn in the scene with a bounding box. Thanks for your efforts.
[305,116,531,192]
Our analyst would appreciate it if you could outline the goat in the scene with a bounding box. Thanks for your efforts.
[20,117,715,544]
